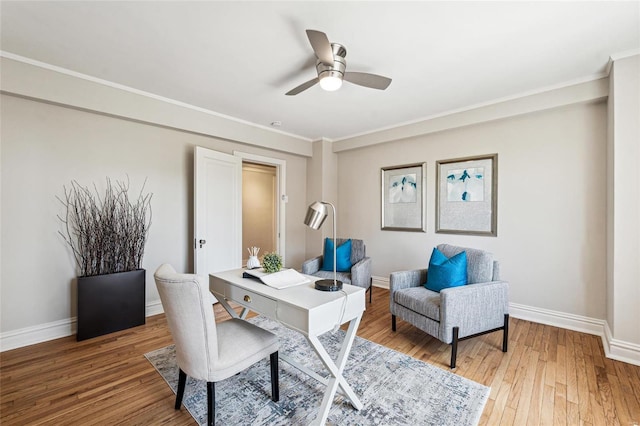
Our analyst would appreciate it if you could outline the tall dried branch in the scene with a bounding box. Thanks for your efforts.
[57,178,152,277]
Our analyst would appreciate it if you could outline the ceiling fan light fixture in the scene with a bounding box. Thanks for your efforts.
[319,71,343,91]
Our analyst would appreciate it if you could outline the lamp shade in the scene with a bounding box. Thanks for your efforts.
[304,201,328,230]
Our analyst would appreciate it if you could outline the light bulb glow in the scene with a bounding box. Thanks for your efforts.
[319,75,343,91]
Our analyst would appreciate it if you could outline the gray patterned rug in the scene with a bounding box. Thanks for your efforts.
[145,316,489,425]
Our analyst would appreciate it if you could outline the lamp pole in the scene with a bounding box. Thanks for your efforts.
[325,202,337,287]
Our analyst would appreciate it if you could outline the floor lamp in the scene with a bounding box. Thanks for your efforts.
[304,201,342,291]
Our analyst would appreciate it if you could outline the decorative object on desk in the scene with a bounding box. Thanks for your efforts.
[57,177,151,341]
[246,246,261,269]
[243,268,310,289]
[381,163,426,232]
[304,201,342,291]
[436,154,498,236]
[261,252,282,273]
[146,316,490,426]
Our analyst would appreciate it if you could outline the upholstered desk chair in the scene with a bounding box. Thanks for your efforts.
[302,238,373,302]
[389,244,509,368]
[154,264,279,425]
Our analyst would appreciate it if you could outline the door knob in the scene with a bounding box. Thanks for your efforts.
[199,239,206,248]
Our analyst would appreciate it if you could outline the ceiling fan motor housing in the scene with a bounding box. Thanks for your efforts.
[316,43,347,80]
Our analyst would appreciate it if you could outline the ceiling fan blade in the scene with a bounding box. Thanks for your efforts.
[306,29,334,66]
[285,77,319,96]
[344,72,392,90]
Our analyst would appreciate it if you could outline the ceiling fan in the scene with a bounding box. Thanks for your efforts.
[285,29,392,96]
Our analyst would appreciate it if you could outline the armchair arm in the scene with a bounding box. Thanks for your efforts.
[389,269,427,314]
[439,280,509,343]
[301,255,322,275]
[350,256,371,289]
[389,269,427,293]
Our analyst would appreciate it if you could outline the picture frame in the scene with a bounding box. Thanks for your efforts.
[381,162,426,232]
[436,154,498,236]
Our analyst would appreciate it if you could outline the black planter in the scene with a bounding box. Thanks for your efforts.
[77,269,146,341]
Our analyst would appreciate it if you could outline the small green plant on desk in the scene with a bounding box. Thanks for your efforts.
[262,252,283,273]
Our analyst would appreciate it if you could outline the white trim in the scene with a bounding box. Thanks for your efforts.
[372,275,390,289]
[603,322,640,367]
[0,301,165,352]
[0,51,311,143]
[0,318,75,352]
[509,302,606,336]
[606,50,640,75]
[234,151,287,266]
[332,73,608,147]
[509,302,640,366]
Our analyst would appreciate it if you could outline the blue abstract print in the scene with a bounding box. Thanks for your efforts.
[447,167,484,202]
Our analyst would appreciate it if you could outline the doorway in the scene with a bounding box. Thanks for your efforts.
[242,162,277,265]
[234,150,287,266]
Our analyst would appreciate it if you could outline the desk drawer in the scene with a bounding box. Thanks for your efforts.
[228,285,277,317]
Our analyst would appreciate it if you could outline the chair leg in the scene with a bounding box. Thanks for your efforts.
[451,327,459,369]
[391,314,396,332]
[369,278,373,303]
[270,351,279,402]
[503,313,509,352]
[175,368,186,410]
[207,381,215,426]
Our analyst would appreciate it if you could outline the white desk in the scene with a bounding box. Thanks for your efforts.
[210,268,366,425]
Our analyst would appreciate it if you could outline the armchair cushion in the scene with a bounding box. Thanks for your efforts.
[438,244,493,284]
[321,238,352,272]
[424,248,467,292]
[394,286,441,321]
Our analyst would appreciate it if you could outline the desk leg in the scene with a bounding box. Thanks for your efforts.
[215,297,239,319]
[308,313,363,425]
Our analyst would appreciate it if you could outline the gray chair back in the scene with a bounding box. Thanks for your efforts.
[327,238,366,264]
[437,244,498,284]
[154,264,218,381]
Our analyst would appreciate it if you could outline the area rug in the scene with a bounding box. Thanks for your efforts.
[145,316,489,425]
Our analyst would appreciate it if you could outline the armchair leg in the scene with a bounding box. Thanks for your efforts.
[451,327,459,369]
[369,278,373,303]
[206,381,215,426]
[175,368,186,410]
[270,351,280,402]
[503,314,509,352]
[392,315,396,332]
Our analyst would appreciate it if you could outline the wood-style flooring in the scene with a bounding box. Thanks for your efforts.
[2,288,639,425]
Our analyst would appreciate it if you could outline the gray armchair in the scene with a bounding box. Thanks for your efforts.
[302,238,373,302]
[390,244,509,368]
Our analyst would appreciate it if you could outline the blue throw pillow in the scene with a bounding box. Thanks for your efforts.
[321,238,352,272]
[424,248,468,292]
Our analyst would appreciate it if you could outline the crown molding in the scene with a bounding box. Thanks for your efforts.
[606,49,640,75]
[332,73,609,152]
[0,51,313,156]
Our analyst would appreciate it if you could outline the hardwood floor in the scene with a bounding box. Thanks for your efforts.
[2,288,639,425]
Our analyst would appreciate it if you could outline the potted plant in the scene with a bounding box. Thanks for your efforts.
[58,178,152,341]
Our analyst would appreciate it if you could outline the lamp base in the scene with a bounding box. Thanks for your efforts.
[314,279,343,292]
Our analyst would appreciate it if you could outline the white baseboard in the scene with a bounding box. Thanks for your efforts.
[0,301,166,352]
[603,322,640,366]
[0,318,76,352]
[372,275,389,289]
[375,276,640,366]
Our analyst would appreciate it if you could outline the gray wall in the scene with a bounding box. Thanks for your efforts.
[337,101,608,319]
[0,94,308,333]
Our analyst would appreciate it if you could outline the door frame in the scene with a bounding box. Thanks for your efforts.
[234,151,286,266]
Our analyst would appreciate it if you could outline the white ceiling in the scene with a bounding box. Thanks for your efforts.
[1,1,639,142]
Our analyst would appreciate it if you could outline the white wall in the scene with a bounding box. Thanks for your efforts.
[0,94,308,338]
[337,101,608,320]
[607,54,640,346]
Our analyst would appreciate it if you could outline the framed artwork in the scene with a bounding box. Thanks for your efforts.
[381,162,426,232]
[436,154,498,236]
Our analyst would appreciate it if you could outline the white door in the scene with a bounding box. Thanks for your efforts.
[194,146,242,276]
